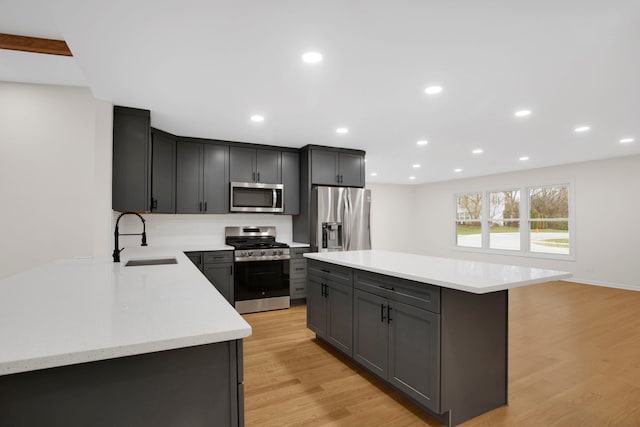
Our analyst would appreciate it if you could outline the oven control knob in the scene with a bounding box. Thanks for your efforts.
[277,250,283,255]
[247,251,253,256]
[261,250,266,256]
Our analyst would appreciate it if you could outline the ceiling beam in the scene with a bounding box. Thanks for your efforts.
[0,33,72,57]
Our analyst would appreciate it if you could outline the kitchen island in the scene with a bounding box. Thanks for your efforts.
[304,250,571,427]
[0,247,251,427]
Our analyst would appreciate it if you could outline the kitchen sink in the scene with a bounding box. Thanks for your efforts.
[125,257,178,267]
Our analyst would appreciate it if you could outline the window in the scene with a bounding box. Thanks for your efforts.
[456,193,482,248]
[454,183,571,257]
[529,185,569,255]
[488,190,520,251]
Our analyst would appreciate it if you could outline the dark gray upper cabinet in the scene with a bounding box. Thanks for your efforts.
[150,129,176,213]
[176,142,203,214]
[281,151,300,215]
[112,106,150,212]
[176,142,229,214]
[203,145,229,214]
[337,152,364,187]
[230,146,281,184]
[310,148,365,187]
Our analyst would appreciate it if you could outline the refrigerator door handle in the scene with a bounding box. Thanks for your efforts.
[343,191,351,250]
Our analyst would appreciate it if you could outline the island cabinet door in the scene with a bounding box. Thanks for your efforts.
[353,289,388,379]
[307,276,327,337]
[325,280,353,357]
[388,300,441,413]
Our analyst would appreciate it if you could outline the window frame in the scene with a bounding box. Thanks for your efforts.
[453,180,575,261]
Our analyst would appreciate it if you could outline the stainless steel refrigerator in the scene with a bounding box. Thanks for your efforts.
[311,186,371,252]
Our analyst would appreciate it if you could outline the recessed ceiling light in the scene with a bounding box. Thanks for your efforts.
[370,172,378,177]
[453,168,462,173]
[416,140,429,146]
[472,149,483,154]
[412,164,421,168]
[574,125,591,133]
[250,115,265,122]
[409,176,416,180]
[424,86,443,95]
[620,138,634,143]
[302,51,323,64]
[514,109,532,117]
[519,156,529,161]
[336,127,349,134]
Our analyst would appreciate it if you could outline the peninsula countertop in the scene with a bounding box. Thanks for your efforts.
[304,250,572,293]
[0,247,252,376]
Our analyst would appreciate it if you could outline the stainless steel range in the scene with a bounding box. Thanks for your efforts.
[225,226,290,314]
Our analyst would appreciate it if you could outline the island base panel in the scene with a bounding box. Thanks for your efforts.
[440,288,508,425]
[0,340,244,427]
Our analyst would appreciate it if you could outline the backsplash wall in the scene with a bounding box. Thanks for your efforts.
[113,213,294,249]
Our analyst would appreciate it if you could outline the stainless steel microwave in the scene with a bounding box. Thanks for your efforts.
[230,182,284,213]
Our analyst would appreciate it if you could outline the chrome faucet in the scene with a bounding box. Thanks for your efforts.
[113,212,148,262]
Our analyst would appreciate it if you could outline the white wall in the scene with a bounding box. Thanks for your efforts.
[390,155,639,290]
[366,183,418,253]
[114,213,293,248]
[0,82,112,279]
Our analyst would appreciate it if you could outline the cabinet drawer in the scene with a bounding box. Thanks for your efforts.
[203,251,234,264]
[308,260,353,287]
[290,259,307,279]
[355,271,440,314]
[290,279,306,299]
[290,247,310,259]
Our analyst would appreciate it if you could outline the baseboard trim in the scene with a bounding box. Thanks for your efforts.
[563,278,640,292]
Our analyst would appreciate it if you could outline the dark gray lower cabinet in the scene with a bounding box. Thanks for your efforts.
[0,341,245,427]
[289,247,309,301]
[204,263,234,303]
[308,261,507,427]
[202,251,234,304]
[354,290,440,412]
[307,270,353,357]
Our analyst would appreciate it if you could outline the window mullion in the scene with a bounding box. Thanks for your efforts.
[521,186,529,253]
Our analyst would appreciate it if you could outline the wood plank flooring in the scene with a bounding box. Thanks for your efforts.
[242,281,640,426]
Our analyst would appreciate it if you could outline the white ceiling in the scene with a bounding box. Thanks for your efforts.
[2,0,639,184]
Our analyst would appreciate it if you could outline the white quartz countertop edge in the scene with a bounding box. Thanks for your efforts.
[304,250,572,294]
[0,247,252,376]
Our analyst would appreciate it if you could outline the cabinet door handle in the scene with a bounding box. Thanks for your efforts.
[151,198,158,210]
[321,268,330,273]
[324,284,328,297]
[252,172,255,181]
[199,202,203,212]
[336,174,340,183]
[229,265,233,275]
[320,283,325,297]
[381,304,386,322]
[387,306,393,323]
[257,172,261,182]
[380,285,395,291]
[204,201,208,211]
[295,267,305,271]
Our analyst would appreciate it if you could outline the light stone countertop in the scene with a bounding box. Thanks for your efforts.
[305,250,572,294]
[0,246,251,376]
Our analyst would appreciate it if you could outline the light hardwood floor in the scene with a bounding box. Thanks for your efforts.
[242,281,640,426]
